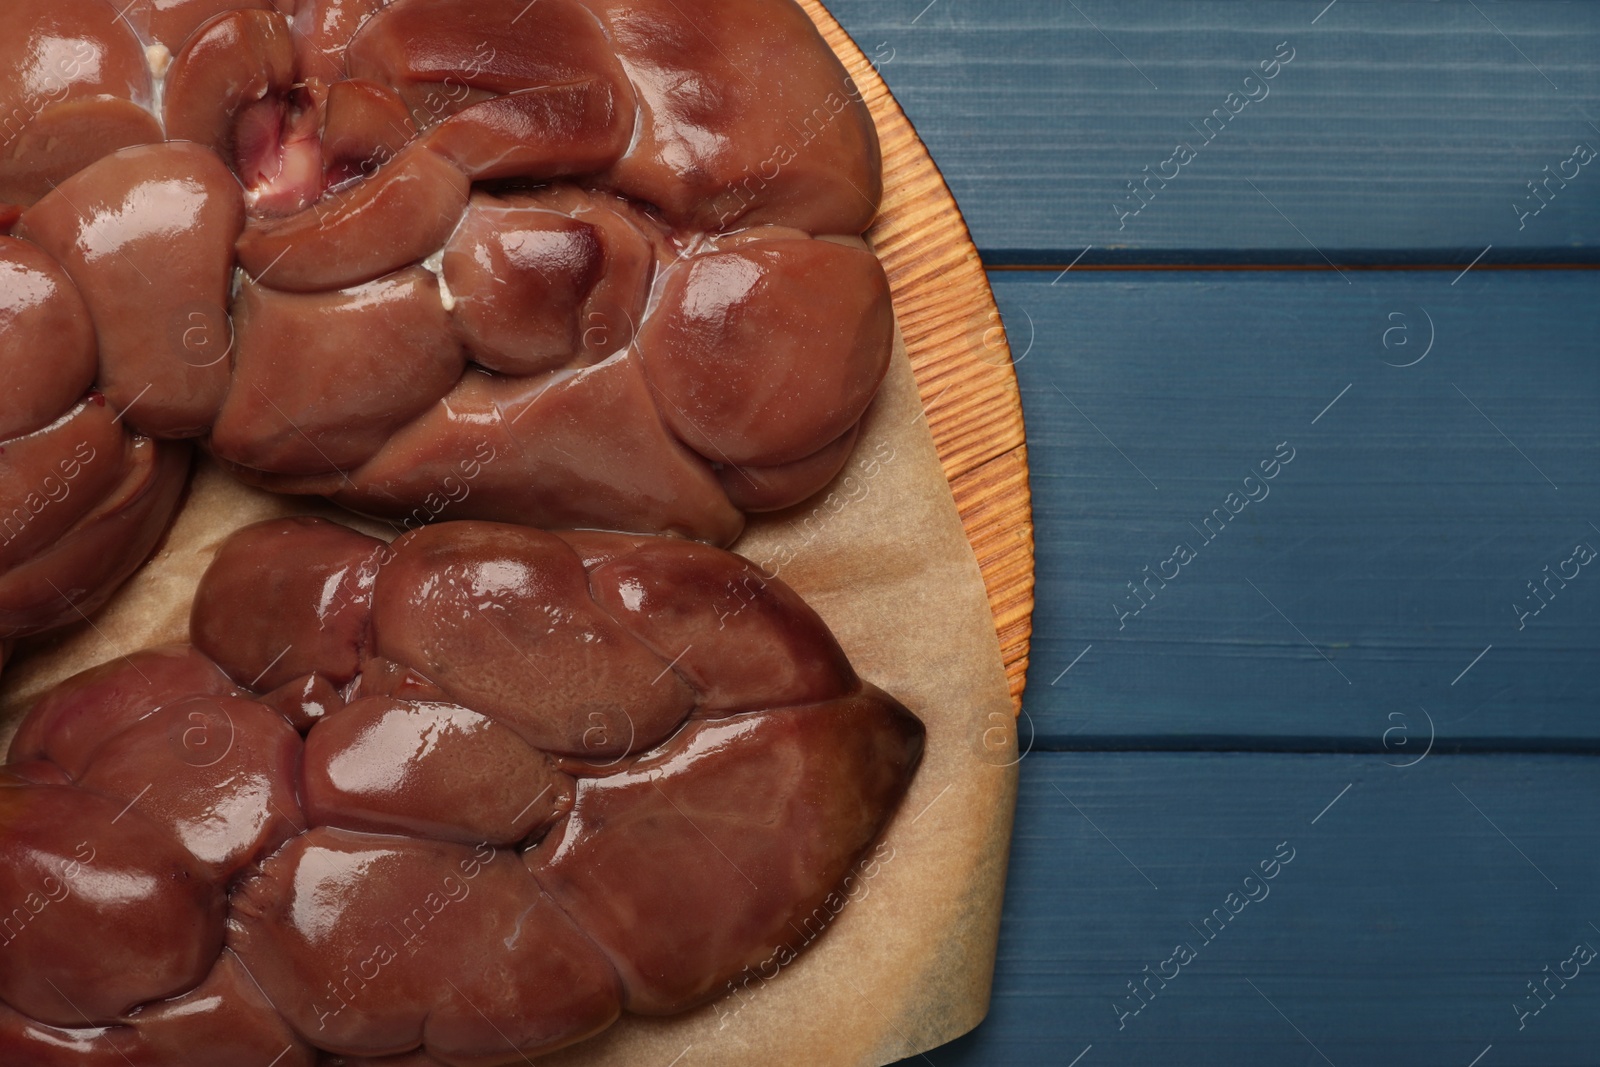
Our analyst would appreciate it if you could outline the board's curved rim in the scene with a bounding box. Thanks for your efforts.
[802,0,1036,712]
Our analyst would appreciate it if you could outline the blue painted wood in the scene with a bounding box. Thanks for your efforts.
[826,6,1600,1063]
[827,0,1600,263]
[994,269,1600,748]
[894,750,1600,1066]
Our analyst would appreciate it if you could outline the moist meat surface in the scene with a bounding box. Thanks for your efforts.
[0,0,890,642]
[0,517,924,1064]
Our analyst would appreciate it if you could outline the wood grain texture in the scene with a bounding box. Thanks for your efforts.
[826,0,1600,264]
[806,0,1036,710]
[997,269,1600,746]
[834,5,1600,1065]
[896,750,1600,1067]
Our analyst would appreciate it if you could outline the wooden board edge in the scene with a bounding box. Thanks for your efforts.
[801,0,1036,712]
[947,445,1034,709]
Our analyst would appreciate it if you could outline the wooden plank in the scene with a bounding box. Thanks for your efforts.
[997,269,1600,747]
[825,0,1600,263]
[803,0,1036,710]
[894,750,1600,1066]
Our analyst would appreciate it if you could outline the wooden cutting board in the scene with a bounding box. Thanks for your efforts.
[801,0,1036,711]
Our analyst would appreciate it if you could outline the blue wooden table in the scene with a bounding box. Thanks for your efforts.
[821,3,1600,1064]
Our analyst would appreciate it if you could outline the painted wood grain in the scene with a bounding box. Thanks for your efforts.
[804,0,1036,709]
[817,6,1600,1065]
[997,269,1600,747]
[896,750,1600,1066]
[826,0,1600,264]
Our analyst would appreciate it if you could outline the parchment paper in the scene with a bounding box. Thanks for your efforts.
[0,326,1020,1066]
